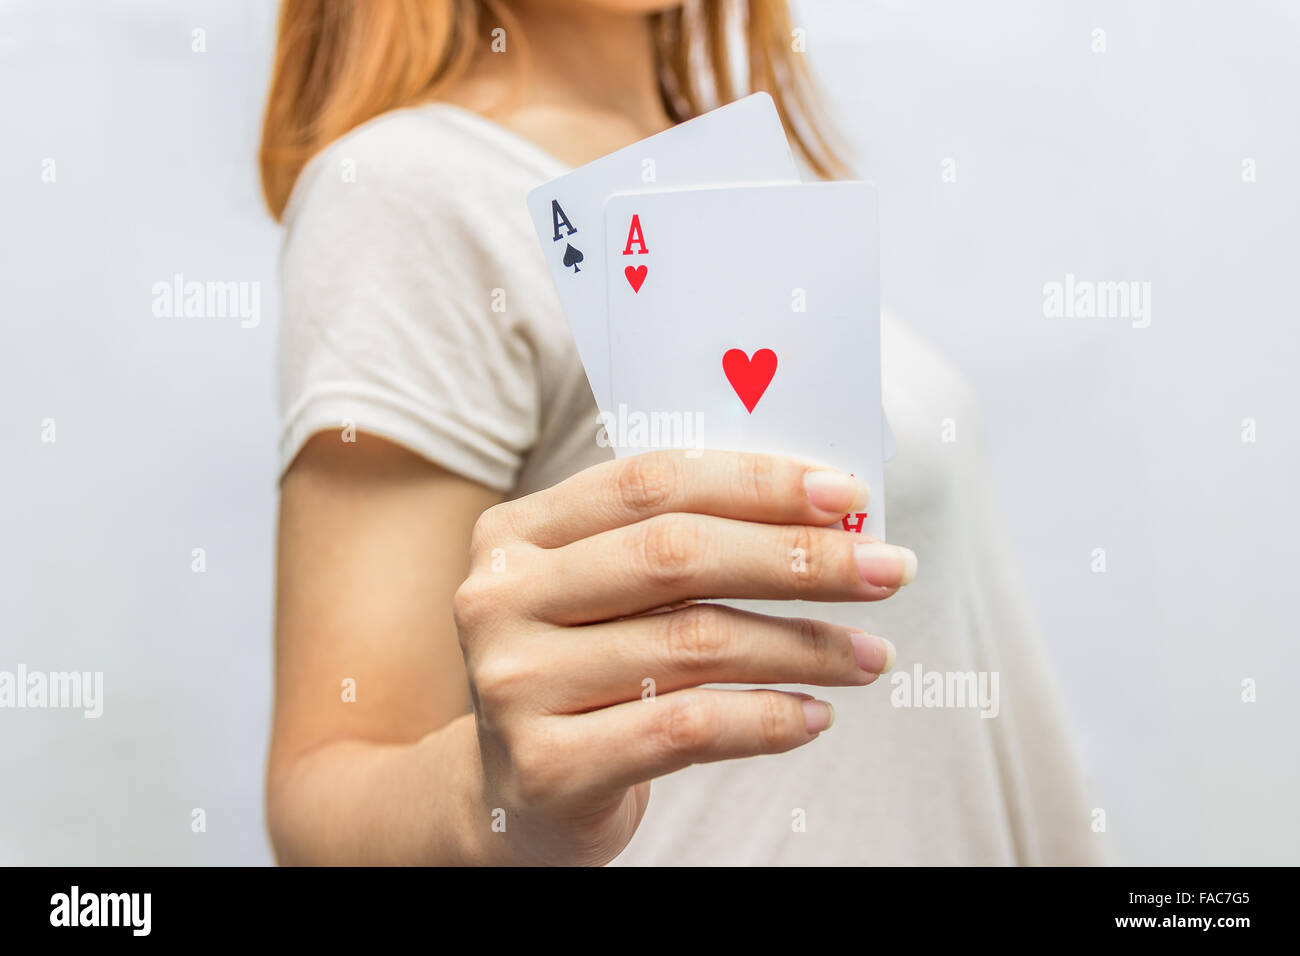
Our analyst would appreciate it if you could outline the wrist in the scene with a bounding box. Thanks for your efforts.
[433,713,515,865]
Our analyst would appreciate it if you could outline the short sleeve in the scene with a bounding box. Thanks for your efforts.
[275,111,540,490]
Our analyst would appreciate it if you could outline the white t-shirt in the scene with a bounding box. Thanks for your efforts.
[277,102,1103,865]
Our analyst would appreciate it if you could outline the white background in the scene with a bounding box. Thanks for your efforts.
[2,0,1297,865]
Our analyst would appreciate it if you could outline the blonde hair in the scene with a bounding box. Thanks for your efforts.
[259,0,847,220]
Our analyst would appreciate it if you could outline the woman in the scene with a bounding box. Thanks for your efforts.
[260,0,1100,865]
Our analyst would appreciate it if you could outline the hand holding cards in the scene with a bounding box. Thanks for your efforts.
[527,93,890,539]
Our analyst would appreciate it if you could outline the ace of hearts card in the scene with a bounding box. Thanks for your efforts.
[603,181,886,538]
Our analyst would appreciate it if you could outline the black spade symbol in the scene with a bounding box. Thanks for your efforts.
[562,243,584,273]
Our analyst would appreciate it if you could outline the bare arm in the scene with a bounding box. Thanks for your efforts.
[267,433,501,864]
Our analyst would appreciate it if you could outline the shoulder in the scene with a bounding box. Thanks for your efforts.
[278,104,564,305]
[283,104,561,236]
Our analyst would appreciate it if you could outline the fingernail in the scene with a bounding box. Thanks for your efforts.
[801,699,834,734]
[854,542,917,587]
[849,632,896,674]
[804,470,870,513]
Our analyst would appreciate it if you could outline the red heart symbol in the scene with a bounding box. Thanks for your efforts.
[722,348,778,413]
[624,264,648,293]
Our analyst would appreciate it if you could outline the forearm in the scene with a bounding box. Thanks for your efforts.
[267,713,498,865]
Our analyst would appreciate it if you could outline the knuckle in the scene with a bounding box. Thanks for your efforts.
[663,604,732,669]
[452,574,498,634]
[636,514,702,588]
[469,650,535,712]
[734,452,777,503]
[511,763,551,807]
[615,455,677,514]
[508,726,561,806]
[786,525,822,588]
[793,615,833,670]
[660,691,716,758]
[469,502,514,557]
[757,691,795,750]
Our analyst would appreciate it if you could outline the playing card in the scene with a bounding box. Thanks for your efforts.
[526,93,798,414]
[604,181,886,538]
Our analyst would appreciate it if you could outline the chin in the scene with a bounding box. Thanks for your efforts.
[571,0,686,13]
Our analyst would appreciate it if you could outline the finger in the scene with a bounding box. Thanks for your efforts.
[548,688,834,804]
[536,604,895,713]
[526,514,916,624]
[498,450,872,548]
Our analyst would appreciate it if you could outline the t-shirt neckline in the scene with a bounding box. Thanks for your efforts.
[418,101,573,177]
